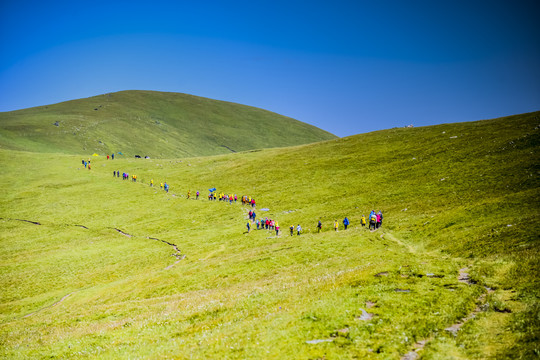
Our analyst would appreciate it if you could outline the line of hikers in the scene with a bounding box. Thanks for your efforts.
[246,211,282,236]
[110,169,253,205]
[241,195,257,207]
[81,159,92,170]
[210,192,237,203]
[112,170,172,193]
[209,193,256,208]
[315,211,383,232]
[247,211,383,237]
[106,163,385,234]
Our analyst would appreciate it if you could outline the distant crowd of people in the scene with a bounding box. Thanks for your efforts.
[86,158,385,238]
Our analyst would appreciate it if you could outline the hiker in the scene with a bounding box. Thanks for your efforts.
[343,217,349,230]
[297,224,302,236]
[290,225,294,236]
[234,194,237,202]
[376,211,382,228]
[164,183,169,192]
[88,164,91,170]
[111,153,114,160]
[246,222,251,233]
[369,211,377,230]
[361,215,366,227]
[275,222,280,236]
[334,220,339,231]
[116,171,119,178]
[82,159,85,165]
[196,191,199,200]
[160,182,164,189]
[150,179,154,187]
[270,219,275,231]
[317,220,322,233]
[113,170,116,177]
[256,219,260,230]
[252,211,256,222]
[249,210,253,220]
[187,190,191,199]
[84,161,87,168]
[251,198,256,208]
[107,155,109,160]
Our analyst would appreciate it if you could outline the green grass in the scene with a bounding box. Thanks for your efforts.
[0,111,539,359]
[0,90,336,157]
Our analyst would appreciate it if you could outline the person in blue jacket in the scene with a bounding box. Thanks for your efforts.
[343,217,350,230]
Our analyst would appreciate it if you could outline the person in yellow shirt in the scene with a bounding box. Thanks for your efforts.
[334,220,339,231]
[150,179,154,187]
[361,215,366,227]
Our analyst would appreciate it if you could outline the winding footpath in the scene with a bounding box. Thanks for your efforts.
[400,267,490,360]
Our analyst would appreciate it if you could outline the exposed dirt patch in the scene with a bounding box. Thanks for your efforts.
[458,267,475,284]
[112,228,132,237]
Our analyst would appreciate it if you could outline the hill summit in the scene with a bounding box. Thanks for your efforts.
[0,90,336,157]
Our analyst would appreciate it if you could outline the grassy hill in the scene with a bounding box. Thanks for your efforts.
[0,111,538,359]
[0,90,336,157]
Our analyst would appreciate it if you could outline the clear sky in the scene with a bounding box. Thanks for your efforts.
[1,0,539,137]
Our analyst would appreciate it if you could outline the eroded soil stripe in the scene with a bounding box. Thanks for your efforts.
[1,218,185,269]
[0,217,41,225]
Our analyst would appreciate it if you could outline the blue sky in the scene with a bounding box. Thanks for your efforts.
[1,0,539,137]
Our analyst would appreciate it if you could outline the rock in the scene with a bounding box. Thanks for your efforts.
[306,339,333,344]
[356,308,374,321]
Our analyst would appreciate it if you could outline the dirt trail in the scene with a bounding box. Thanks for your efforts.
[401,266,487,359]
[22,291,76,319]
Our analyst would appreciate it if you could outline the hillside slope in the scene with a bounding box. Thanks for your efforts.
[0,90,336,157]
[0,111,538,359]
